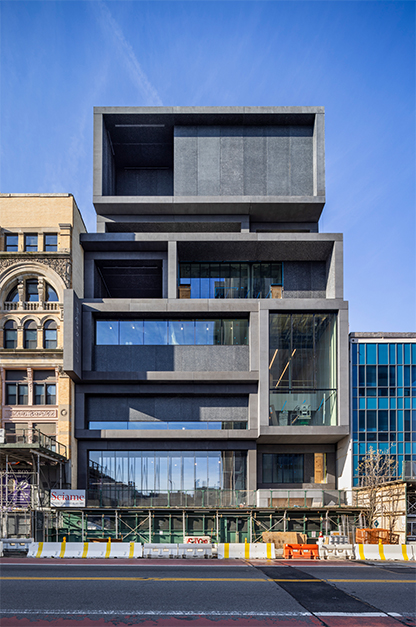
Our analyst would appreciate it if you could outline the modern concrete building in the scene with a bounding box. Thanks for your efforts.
[0,194,86,535]
[61,107,352,541]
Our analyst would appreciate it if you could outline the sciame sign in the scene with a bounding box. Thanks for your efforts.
[50,490,86,508]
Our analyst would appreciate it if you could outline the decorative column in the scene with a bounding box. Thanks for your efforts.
[27,368,33,407]
[17,278,24,308]
[37,278,45,309]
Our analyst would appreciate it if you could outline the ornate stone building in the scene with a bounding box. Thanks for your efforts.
[0,194,85,480]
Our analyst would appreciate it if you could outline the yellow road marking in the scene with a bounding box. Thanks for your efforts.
[1,576,414,583]
[0,577,271,582]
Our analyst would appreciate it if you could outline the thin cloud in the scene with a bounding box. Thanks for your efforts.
[94,1,162,106]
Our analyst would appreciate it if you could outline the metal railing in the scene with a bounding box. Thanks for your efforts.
[1,428,67,458]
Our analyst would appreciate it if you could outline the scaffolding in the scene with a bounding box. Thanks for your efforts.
[0,427,68,539]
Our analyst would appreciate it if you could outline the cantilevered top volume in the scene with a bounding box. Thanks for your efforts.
[93,106,325,223]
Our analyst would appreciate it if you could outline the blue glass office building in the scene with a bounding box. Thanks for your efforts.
[350,333,416,486]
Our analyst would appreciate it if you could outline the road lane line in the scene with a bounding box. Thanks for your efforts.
[0,576,273,582]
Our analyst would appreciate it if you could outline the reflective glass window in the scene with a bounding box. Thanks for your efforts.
[169,321,194,345]
[378,344,388,365]
[45,283,58,302]
[144,321,168,345]
[44,234,57,251]
[120,321,143,345]
[5,234,18,251]
[24,320,37,349]
[96,321,119,345]
[389,344,396,364]
[195,320,221,345]
[366,344,376,364]
[26,280,39,302]
[44,320,57,349]
[262,453,303,484]
[6,286,19,302]
[404,345,411,364]
[24,234,37,251]
[366,366,376,387]
[4,320,17,349]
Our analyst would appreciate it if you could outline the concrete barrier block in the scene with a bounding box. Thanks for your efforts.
[178,544,213,558]
[143,543,178,558]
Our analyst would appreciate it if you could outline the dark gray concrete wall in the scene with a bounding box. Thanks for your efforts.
[63,290,82,381]
[174,126,314,197]
[86,395,248,424]
[102,126,115,196]
[283,261,326,298]
[92,345,250,372]
[116,169,173,196]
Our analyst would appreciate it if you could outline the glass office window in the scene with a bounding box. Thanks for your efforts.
[262,453,304,484]
[179,262,282,299]
[269,313,337,426]
[88,451,247,494]
[351,341,416,485]
[96,319,248,346]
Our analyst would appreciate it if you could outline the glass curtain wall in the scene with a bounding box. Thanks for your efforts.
[351,342,416,484]
[179,263,282,299]
[269,313,337,426]
[96,319,248,346]
[88,451,247,507]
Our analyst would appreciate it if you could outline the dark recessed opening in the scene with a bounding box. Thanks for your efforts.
[94,260,163,299]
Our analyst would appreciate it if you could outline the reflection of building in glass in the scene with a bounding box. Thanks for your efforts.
[65,107,350,514]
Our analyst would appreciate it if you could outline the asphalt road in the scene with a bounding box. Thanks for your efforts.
[0,559,415,626]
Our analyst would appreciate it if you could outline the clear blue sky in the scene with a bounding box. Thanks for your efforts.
[1,1,414,332]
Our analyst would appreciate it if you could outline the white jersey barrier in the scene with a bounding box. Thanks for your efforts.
[355,544,414,561]
[26,541,143,559]
[178,543,213,558]
[143,543,178,558]
[217,543,275,559]
[319,544,355,560]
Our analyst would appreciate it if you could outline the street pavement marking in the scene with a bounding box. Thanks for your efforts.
[1,576,414,583]
[0,576,272,582]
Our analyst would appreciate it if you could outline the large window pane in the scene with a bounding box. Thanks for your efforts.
[169,321,194,345]
[195,320,221,345]
[179,262,282,299]
[223,319,248,345]
[120,321,143,345]
[291,314,314,388]
[270,313,337,426]
[144,321,167,345]
[96,321,119,345]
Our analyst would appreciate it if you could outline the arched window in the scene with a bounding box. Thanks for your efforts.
[4,320,17,349]
[43,320,57,349]
[45,283,58,302]
[6,286,19,302]
[24,320,37,349]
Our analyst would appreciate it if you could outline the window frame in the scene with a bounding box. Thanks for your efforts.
[24,234,38,252]
[5,234,18,252]
[44,233,58,252]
